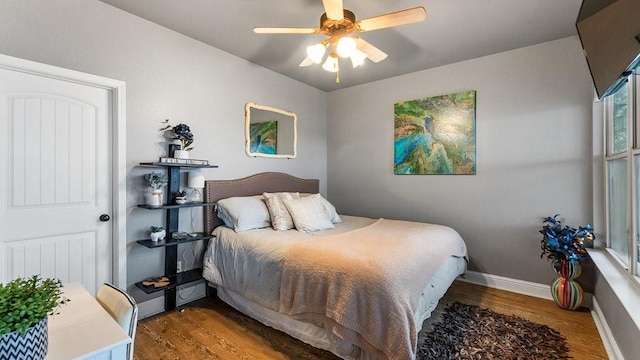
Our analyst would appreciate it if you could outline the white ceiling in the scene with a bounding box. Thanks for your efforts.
[99,0,584,92]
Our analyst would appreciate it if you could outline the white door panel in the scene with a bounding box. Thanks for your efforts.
[4,232,98,295]
[0,67,112,295]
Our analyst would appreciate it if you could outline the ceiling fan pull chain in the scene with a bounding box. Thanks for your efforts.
[336,69,340,83]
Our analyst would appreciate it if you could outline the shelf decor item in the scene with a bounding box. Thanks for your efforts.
[160,119,194,159]
[147,190,163,207]
[174,190,189,205]
[149,226,166,242]
[144,171,168,206]
[539,214,594,310]
[141,276,169,288]
[187,169,205,203]
[0,275,69,360]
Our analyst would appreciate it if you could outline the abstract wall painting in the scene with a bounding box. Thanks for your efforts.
[394,90,476,175]
[250,121,278,155]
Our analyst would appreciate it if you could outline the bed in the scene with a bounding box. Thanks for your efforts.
[202,172,467,360]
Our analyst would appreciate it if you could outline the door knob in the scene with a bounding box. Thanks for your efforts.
[99,214,110,222]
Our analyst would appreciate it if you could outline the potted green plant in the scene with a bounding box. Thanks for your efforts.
[174,189,190,204]
[160,119,194,159]
[144,171,168,206]
[0,275,69,359]
[539,214,595,310]
[149,226,166,242]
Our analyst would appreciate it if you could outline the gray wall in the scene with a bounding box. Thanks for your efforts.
[594,271,640,358]
[326,36,595,286]
[2,3,634,354]
[0,0,327,301]
[0,0,608,307]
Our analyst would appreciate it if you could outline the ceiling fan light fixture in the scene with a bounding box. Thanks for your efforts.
[307,43,327,64]
[336,36,357,58]
[254,3,427,83]
[322,53,340,73]
[350,49,367,68]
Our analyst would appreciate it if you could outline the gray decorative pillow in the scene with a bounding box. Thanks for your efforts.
[216,195,270,232]
[284,194,335,232]
[263,192,300,231]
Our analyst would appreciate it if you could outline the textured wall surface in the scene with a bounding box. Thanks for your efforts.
[0,0,327,301]
[327,37,595,288]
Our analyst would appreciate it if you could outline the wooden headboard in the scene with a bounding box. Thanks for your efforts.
[204,172,319,234]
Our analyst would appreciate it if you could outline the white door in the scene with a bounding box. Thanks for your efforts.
[0,66,112,296]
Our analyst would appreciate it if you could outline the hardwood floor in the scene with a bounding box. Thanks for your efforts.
[438,281,608,360]
[134,281,608,360]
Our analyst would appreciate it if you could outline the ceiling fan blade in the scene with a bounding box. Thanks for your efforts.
[357,6,426,32]
[299,56,314,67]
[322,0,344,21]
[354,37,388,63]
[253,27,318,34]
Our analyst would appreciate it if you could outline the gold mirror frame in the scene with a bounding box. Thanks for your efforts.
[245,102,297,159]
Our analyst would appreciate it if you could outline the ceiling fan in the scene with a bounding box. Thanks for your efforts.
[253,0,427,83]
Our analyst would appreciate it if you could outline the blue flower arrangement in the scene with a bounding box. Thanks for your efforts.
[540,214,594,262]
[160,119,194,151]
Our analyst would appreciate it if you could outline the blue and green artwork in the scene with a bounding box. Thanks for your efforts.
[394,90,476,175]
[250,121,277,155]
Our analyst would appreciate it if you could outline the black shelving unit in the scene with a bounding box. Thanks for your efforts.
[135,144,217,311]
[136,232,215,249]
[138,202,216,210]
[134,269,204,294]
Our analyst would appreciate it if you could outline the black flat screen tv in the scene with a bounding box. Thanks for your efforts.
[576,0,640,99]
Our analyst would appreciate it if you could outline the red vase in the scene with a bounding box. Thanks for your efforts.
[550,258,583,310]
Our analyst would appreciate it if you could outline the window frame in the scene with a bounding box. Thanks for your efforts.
[603,71,639,278]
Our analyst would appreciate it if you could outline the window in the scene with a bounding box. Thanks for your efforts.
[604,70,640,277]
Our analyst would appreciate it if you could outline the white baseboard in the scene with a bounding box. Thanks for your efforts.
[458,270,594,307]
[459,270,553,300]
[138,282,207,319]
[591,296,625,360]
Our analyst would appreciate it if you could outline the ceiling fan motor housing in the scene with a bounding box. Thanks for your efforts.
[320,9,356,36]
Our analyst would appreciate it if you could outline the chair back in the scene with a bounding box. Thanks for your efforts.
[96,283,138,360]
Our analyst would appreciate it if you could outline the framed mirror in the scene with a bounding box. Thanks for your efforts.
[245,102,297,159]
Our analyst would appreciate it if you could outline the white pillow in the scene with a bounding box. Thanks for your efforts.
[300,193,342,224]
[263,192,300,231]
[216,196,270,232]
[284,194,335,232]
[320,196,342,224]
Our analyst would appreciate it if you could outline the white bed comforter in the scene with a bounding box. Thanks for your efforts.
[203,216,376,311]
[202,216,467,360]
[279,218,467,360]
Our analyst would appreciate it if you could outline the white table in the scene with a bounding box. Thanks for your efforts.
[46,283,131,360]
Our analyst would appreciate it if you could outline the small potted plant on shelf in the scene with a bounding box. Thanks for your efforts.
[539,214,595,310]
[149,226,166,242]
[144,171,168,206]
[174,189,190,205]
[0,275,69,360]
[160,119,194,159]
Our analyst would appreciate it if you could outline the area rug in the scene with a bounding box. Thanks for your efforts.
[417,301,571,359]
